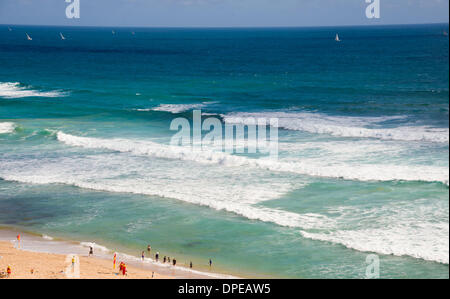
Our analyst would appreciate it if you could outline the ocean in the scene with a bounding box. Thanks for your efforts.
[0,24,448,278]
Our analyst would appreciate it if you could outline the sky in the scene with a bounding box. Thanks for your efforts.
[0,0,448,27]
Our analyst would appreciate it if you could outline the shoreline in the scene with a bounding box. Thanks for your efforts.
[0,240,171,279]
[0,227,238,279]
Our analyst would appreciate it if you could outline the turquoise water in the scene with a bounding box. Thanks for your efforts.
[0,24,448,278]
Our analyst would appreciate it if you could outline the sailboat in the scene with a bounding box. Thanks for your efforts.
[112,30,116,35]
[335,33,341,42]
[26,33,32,41]
[60,32,66,40]
[8,26,12,32]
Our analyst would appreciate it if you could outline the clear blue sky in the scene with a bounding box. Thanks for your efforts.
[0,0,448,27]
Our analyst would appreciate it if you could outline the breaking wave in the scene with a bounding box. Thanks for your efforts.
[0,82,66,99]
[56,132,449,185]
[138,103,208,114]
[222,112,449,143]
[0,122,16,134]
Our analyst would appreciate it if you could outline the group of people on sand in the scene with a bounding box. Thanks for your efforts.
[1,235,18,278]
[112,253,127,276]
[0,266,12,278]
[142,244,213,271]
[145,244,180,267]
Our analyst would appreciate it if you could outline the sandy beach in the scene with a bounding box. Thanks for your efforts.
[0,229,236,279]
[0,241,172,279]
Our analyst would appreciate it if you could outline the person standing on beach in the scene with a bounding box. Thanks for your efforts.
[155,252,159,262]
[147,244,151,254]
[71,256,76,272]
[16,234,20,249]
[6,266,11,278]
[163,256,167,263]
[190,261,193,269]
[141,251,145,261]
[122,263,127,276]
[173,258,176,266]
[89,246,93,257]
[209,259,212,268]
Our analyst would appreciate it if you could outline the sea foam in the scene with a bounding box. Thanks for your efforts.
[0,82,66,99]
[0,155,332,231]
[56,132,449,185]
[0,122,16,134]
[0,152,447,264]
[222,112,449,143]
[301,204,449,264]
[147,103,207,113]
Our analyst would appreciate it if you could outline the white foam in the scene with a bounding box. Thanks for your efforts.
[80,242,110,253]
[302,227,449,264]
[1,138,448,264]
[0,174,328,231]
[0,82,66,99]
[150,103,207,113]
[301,200,449,264]
[109,251,237,278]
[2,165,447,264]
[0,122,16,134]
[42,234,54,240]
[222,112,449,143]
[56,132,449,185]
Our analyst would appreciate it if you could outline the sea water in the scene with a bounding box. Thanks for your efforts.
[0,24,448,278]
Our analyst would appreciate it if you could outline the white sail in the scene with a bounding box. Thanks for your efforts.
[112,30,115,35]
[335,33,341,42]
[26,33,32,41]
[60,32,66,40]
[8,27,12,32]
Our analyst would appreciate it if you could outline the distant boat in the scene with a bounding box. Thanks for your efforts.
[335,33,341,42]
[8,26,12,32]
[60,32,66,40]
[26,33,32,41]
[112,30,115,35]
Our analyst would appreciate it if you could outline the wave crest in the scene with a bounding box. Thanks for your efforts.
[0,82,66,99]
[222,112,449,143]
[56,132,449,185]
[0,122,16,134]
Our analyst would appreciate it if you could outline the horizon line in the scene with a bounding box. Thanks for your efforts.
[1,22,448,30]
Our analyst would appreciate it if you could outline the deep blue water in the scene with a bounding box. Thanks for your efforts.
[0,24,448,278]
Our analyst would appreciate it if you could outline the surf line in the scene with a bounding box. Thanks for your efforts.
[170,109,279,158]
